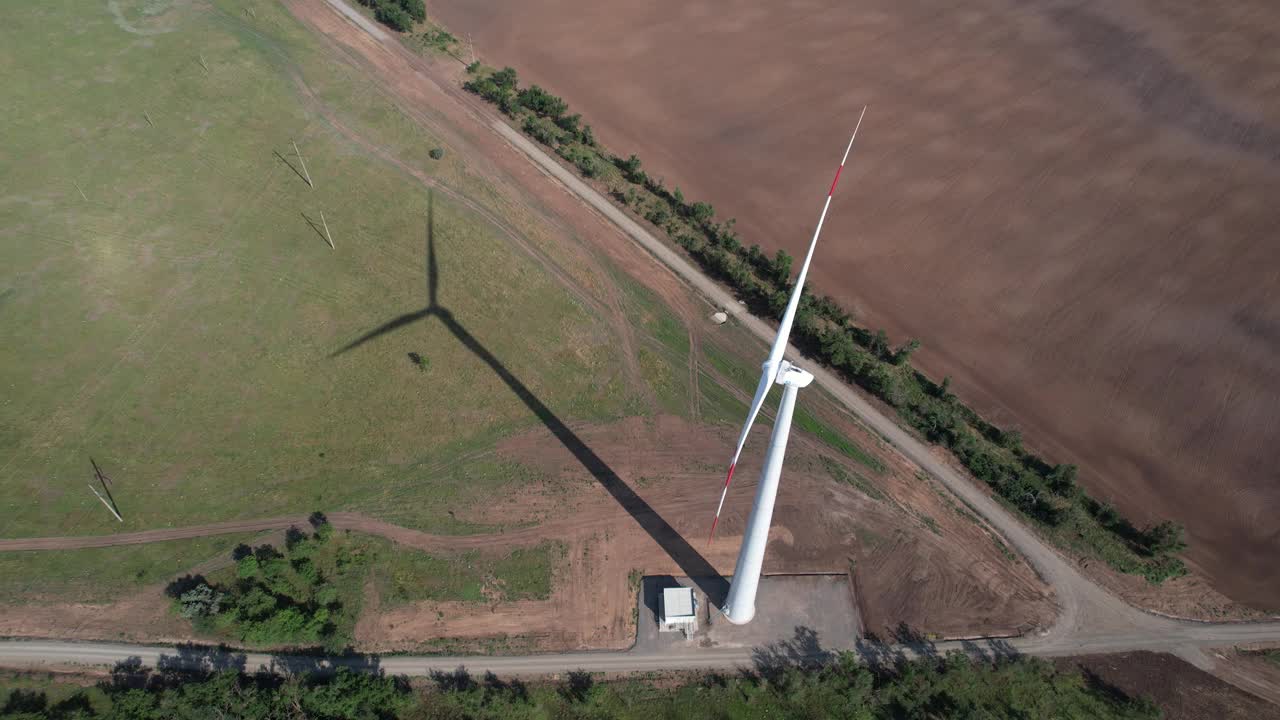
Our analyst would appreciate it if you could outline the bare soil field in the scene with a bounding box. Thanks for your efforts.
[432,0,1280,610]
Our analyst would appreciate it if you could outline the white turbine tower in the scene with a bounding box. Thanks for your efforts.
[711,108,866,625]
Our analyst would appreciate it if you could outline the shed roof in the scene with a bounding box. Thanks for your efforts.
[663,586,695,618]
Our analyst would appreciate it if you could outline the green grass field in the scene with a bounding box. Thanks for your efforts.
[0,0,880,609]
[0,0,638,542]
[371,538,564,607]
[0,533,261,604]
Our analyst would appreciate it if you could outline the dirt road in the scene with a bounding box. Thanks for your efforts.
[5,615,1280,677]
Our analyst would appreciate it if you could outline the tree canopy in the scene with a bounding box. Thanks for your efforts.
[0,652,1161,720]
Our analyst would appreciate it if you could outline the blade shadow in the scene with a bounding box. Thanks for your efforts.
[331,189,727,603]
[331,308,431,357]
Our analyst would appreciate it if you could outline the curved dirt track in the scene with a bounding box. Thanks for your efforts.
[0,517,314,552]
[0,508,693,555]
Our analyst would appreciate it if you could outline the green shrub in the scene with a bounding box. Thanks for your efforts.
[491,66,518,90]
[372,2,412,32]
[429,147,445,160]
[517,84,568,118]
[522,114,562,146]
[177,583,224,619]
[398,0,425,22]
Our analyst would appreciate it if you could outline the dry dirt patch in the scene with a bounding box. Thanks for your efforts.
[358,415,1053,650]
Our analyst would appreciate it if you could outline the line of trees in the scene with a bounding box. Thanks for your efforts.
[462,63,1188,583]
[0,651,1159,719]
[464,66,597,149]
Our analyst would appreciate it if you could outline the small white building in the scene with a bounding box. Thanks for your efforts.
[659,586,698,634]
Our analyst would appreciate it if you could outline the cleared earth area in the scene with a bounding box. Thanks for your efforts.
[432,0,1280,610]
[0,0,1051,651]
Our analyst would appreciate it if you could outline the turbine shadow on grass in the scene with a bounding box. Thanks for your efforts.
[331,190,727,604]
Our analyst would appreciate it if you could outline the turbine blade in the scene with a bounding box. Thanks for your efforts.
[764,106,866,372]
[709,367,773,543]
[708,108,867,543]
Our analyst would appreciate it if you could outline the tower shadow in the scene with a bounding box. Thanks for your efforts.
[332,190,727,604]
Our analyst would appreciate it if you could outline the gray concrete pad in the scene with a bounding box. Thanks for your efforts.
[636,574,861,656]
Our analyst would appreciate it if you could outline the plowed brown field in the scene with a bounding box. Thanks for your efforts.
[433,0,1280,609]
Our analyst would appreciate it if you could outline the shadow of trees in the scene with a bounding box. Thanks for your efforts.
[848,623,1023,672]
[750,626,833,679]
[1,688,94,718]
[560,670,595,702]
[156,643,248,676]
[164,573,208,599]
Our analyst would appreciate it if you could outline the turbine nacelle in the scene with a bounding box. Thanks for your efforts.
[770,359,814,389]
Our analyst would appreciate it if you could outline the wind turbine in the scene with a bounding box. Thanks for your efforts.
[713,107,866,625]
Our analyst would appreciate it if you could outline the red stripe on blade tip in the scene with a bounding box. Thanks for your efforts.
[828,164,844,197]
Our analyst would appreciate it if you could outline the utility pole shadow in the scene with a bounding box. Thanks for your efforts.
[273,149,311,186]
[300,212,331,248]
[90,457,124,520]
[331,190,727,604]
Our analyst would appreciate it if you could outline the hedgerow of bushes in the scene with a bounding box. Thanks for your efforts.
[462,63,1187,584]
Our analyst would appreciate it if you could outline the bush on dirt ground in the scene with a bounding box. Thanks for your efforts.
[462,61,1189,585]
